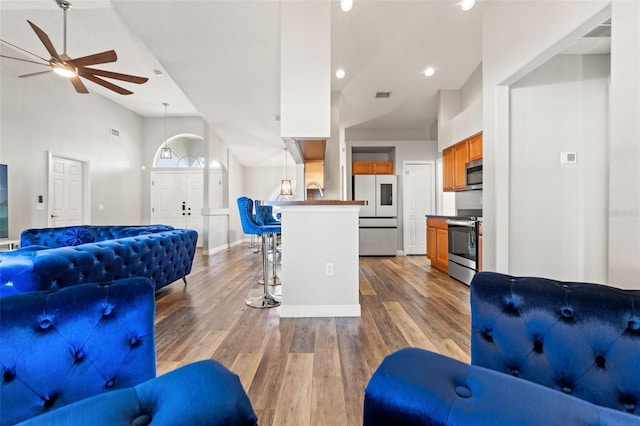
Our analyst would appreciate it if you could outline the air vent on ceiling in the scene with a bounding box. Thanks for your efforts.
[375,91,391,99]
[110,128,120,137]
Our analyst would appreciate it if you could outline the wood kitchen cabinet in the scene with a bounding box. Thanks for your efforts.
[352,161,394,175]
[442,147,455,191]
[468,132,483,161]
[453,141,469,190]
[442,131,482,192]
[426,217,448,273]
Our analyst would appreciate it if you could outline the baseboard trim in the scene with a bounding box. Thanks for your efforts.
[279,304,361,318]
[204,239,246,256]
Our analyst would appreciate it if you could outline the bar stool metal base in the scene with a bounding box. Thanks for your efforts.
[245,293,281,309]
[259,276,282,285]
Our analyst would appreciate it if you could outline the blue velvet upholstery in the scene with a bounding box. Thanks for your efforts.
[0,228,197,297]
[1,278,258,426]
[364,348,637,426]
[254,201,280,226]
[1,277,156,425]
[20,225,175,248]
[237,197,281,235]
[364,272,640,424]
[18,360,258,426]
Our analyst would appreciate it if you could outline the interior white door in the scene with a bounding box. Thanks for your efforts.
[185,173,204,241]
[151,171,203,247]
[403,162,435,255]
[50,156,84,227]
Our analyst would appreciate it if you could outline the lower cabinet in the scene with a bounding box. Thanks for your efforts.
[426,217,448,273]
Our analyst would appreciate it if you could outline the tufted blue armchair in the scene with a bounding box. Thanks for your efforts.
[0,277,257,425]
[364,272,640,425]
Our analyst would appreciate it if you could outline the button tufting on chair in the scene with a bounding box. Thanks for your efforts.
[105,378,115,388]
[454,385,472,398]
[561,306,573,318]
[42,394,58,409]
[595,355,606,368]
[532,339,543,353]
[74,348,85,361]
[39,318,53,330]
[3,368,16,382]
[131,413,153,426]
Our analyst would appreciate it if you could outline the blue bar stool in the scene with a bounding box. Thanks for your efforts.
[255,201,282,286]
[237,197,281,308]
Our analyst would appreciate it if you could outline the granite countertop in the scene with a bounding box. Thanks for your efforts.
[260,200,365,206]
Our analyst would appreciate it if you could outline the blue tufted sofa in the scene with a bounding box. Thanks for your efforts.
[0,225,198,297]
[364,272,640,425]
[0,277,257,425]
[19,225,176,248]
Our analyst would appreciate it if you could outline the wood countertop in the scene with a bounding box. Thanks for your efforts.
[259,200,365,206]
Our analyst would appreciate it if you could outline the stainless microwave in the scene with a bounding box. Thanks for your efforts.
[465,159,483,190]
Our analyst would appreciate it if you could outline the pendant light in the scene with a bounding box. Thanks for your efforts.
[160,102,172,159]
[280,147,293,196]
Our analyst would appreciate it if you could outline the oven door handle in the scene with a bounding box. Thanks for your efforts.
[446,219,476,227]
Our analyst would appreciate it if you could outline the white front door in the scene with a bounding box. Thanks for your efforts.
[151,171,204,247]
[49,155,86,227]
[403,162,435,255]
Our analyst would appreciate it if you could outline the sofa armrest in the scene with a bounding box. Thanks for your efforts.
[18,360,258,426]
[364,348,637,426]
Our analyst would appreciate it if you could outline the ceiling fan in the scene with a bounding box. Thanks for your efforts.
[0,0,148,95]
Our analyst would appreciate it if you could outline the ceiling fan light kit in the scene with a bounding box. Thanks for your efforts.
[0,0,148,95]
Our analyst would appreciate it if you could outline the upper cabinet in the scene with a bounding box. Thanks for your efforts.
[352,161,394,175]
[443,132,482,192]
[468,133,483,162]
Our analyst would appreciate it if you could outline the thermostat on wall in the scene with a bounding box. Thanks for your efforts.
[560,152,577,164]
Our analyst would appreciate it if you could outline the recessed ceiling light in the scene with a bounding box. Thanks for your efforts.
[340,0,353,12]
[460,0,476,11]
[336,69,346,79]
[424,67,436,77]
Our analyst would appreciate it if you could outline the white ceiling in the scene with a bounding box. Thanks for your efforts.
[0,0,483,167]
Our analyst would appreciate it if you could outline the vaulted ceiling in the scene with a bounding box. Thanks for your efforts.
[0,1,483,167]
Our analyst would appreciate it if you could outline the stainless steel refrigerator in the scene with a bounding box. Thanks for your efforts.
[353,174,398,256]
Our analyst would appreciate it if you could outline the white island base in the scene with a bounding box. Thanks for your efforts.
[273,202,362,318]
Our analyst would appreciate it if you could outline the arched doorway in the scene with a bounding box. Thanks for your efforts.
[151,134,205,247]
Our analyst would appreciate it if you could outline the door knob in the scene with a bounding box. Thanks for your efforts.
[51,214,58,218]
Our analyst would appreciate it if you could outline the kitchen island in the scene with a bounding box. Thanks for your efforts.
[260,200,364,317]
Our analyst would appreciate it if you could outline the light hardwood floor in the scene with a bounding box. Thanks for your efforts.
[154,244,471,426]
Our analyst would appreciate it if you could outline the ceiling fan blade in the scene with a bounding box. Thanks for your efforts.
[81,73,133,95]
[0,38,50,63]
[70,75,89,94]
[19,70,53,78]
[0,54,49,67]
[81,67,148,84]
[69,50,117,67]
[27,20,61,61]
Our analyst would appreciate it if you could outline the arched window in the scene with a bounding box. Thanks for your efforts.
[154,134,205,168]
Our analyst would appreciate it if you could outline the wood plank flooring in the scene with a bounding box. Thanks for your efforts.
[154,244,471,426]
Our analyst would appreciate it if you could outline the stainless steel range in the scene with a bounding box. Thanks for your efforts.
[445,217,479,285]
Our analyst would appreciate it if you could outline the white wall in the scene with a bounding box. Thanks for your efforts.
[483,1,639,288]
[509,54,609,283]
[608,1,640,287]
[244,167,287,201]
[0,59,145,235]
